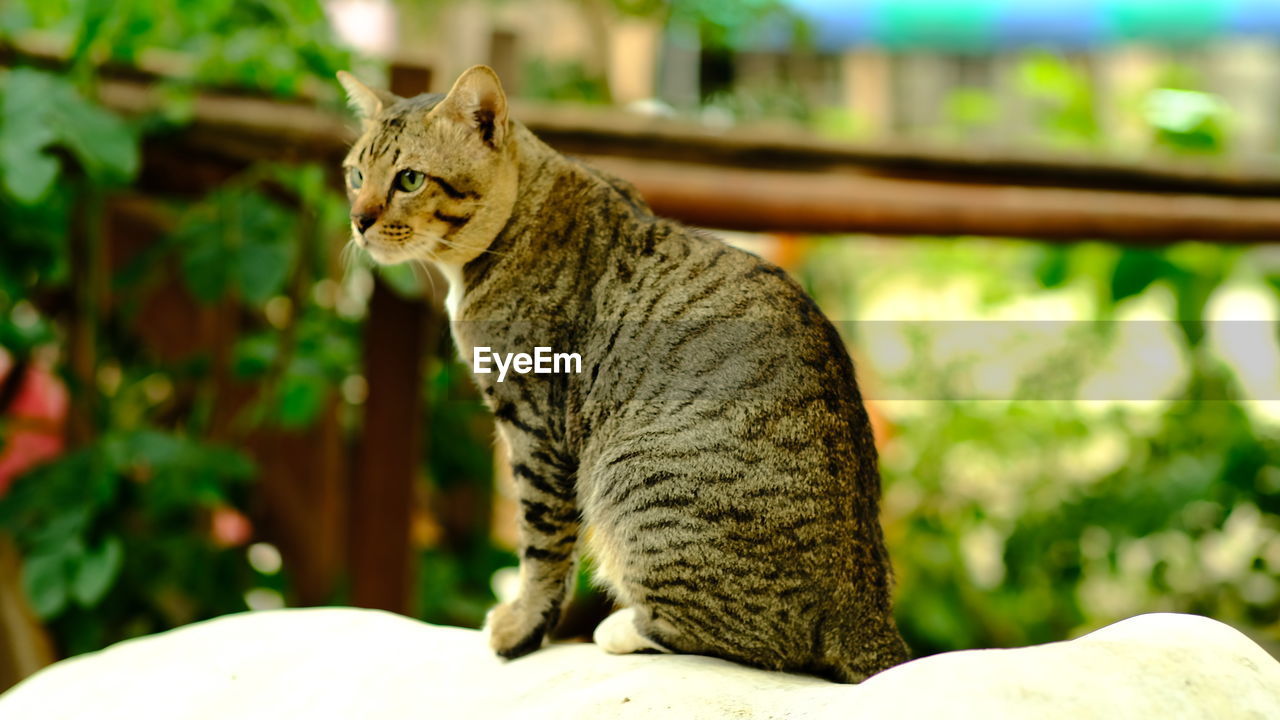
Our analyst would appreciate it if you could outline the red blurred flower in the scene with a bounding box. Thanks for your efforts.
[0,349,68,497]
[210,505,253,548]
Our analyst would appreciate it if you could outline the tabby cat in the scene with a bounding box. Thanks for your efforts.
[338,65,909,683]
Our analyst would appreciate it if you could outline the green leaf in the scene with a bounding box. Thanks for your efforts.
[71,535,124,607]
[1171,271,1217,348]
[176,213,232,303]
[278,371,326,427]
[103,429,168,470]
[1034,247,1071,289]
[200,447,256,482]
[1164,245,1230,348]
[27,508,92,556]
[22,552,69,620]
[232,332,278,378]
[0,68,139,201]
[271,163,326,205]
[236,238,293,305]
[52,90,139,184]
[2,147,60,205]
[68,0,115,66]
[1109,249,1169,304]
[1,69,61,204]
[232,193,295,304]
[173,189,295,304]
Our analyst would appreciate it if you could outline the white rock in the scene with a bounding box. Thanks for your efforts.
[1,609,1276,719]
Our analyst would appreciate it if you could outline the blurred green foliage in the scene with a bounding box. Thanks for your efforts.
[0,1,368,656]
[939,50,1231,155]
[0,430,256,654]
[0,67,138,204]
[0,0,351,96]
[1016,52,1101,147]
[522,57,614,105]
[0,0,513,657]
[610,0,797,51]
[800,235,1280,655]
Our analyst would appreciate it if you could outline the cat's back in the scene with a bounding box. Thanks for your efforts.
[582,213,866,436]
[575,200,880,543]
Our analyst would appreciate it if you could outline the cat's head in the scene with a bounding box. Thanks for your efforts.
[338,66,519,267]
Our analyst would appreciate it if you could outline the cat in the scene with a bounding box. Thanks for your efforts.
[338,65,909,683]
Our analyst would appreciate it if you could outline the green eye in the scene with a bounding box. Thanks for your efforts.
[395,169,425,192]
[347,167,363,189]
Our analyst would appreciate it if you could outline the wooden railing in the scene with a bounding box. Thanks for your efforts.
[90,65,1280,244]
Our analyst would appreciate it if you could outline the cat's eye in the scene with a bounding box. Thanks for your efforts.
[395,169,425,193]
[347,167,363,189]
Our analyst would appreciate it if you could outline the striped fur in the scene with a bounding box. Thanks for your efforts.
[340,67,909,683]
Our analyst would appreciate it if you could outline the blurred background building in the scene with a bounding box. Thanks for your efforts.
[327,0,1280,158]
[1,0,1279,693]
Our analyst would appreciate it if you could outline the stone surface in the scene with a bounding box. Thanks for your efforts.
[1,609,1277,719]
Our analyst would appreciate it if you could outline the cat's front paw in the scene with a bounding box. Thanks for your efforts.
[483,601,547,659]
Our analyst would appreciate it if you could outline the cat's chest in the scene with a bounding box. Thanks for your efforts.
[437,263,465,319]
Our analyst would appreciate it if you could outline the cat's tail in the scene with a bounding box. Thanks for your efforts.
[812,613,911,684]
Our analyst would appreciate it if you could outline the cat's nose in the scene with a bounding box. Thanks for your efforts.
[352,213,377,234]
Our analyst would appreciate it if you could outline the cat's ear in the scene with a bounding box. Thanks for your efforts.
[337,71,400,121]
[438,65,509,149]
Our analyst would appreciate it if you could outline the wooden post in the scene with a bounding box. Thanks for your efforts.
[349,279,425,613]
[0,537,55,693]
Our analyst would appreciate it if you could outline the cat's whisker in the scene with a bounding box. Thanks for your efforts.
[339,238,367,276]
[403,230,504,258]
[392,243,440,299]
[420,233,509,257]
[412,258,440,300]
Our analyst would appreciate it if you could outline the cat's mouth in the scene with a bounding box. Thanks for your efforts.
[358,231,435,265]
